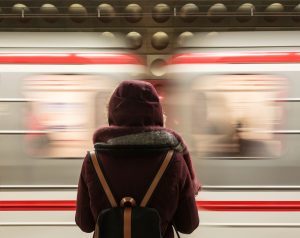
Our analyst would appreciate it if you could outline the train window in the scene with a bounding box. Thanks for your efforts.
[191,74,286,159]
[24,74,114,159]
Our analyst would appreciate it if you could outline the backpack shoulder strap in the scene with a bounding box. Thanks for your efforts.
[89,150,118,208]
[140,150,174,207]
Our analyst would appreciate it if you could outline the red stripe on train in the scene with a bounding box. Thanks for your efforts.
[169,52,300,64]
[0,53,144,65]
[3,200,300,211]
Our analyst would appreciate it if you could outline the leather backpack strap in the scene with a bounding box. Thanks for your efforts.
[140,150,174,207]
[124,207,132,238]
[90,150,118,208]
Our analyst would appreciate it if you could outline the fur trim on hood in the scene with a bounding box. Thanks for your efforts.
[105,130,184,152]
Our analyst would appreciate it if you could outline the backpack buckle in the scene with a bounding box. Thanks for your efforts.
[120,197,136,207]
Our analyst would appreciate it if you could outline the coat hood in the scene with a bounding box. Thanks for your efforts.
[108,80,163,127]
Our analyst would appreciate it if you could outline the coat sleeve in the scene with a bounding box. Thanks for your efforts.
[75,153,95,233]
[166,129,201,195]
[181,145,201,195]
[173,160,199,234]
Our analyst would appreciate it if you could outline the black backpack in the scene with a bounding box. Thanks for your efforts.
[89,146,178,238]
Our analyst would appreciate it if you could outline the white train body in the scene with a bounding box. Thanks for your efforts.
[166,31,300,238]
[2,31,300,238]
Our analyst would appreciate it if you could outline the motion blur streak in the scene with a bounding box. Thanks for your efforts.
[0,53,144,64]
[169,52,300,64]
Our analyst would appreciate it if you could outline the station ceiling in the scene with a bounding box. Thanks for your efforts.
[0,1,298,51]
[0,1,299,78]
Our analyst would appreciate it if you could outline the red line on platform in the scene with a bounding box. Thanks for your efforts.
[0,200,76,211]
[3,200,300,211]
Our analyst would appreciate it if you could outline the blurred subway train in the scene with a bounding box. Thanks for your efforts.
[165,31,300,238]
[2,31,300,238]
[0,32,145,237]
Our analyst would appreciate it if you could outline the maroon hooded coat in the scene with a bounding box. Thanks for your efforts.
[75,80,200,238]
